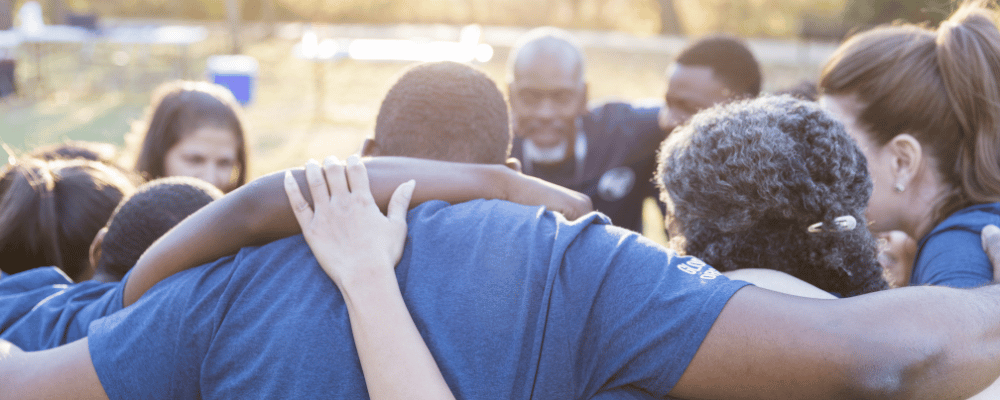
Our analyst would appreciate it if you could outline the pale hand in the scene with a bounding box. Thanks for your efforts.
[284,156,415,290]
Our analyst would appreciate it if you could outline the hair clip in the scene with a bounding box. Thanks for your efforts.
[807,215,858,233]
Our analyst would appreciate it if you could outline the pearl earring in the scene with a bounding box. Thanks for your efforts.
[894,183,905,193]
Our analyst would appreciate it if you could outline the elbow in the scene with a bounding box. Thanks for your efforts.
[845,336,946,399]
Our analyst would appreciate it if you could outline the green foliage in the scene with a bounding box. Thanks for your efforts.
[39,0,962,38]
[842,0,952,29]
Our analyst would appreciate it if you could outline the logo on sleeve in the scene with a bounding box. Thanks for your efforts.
[597,166,636,202]
[677,258,721,280]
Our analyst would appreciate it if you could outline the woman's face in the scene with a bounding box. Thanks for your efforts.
[819,94,900,232]
[163,126,239,191]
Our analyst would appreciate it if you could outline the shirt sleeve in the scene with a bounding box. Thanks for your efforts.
[560,224,751,396]
[88,255,236,400]
[0,268,124,351]
[911,229,993,288]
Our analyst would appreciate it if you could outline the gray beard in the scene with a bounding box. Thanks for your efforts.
[523,138,569,164]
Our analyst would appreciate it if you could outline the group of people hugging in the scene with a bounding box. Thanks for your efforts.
[5,1,1000,399]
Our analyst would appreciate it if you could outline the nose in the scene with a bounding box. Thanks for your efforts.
[536,97,557,121]
[193,164,227,190]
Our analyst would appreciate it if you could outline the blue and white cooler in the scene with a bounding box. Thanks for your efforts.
[207,55,258,106]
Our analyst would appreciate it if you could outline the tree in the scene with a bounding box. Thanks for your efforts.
[658,0,683,35]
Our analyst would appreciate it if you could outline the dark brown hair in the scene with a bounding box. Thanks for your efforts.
[132,81,248,191]
[820,2,1000,224]
[0,158,136,281]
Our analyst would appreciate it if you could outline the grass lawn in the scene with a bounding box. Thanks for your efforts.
[0,27,824,243]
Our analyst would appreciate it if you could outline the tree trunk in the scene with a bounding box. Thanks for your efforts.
[658,0,683,35]
[226,0,242,54]
[0,0,12,30]
[48,0,66,24]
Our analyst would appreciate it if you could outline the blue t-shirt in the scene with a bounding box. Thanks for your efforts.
[0,267,124,351]
[88,200,748,399]
[910,203,1000,288]
[512,102,664,232]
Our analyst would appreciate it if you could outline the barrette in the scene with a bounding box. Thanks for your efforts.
[807,215,858,233]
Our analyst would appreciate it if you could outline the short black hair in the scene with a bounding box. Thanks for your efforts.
[373,61,511,164]
[657,95,887,297]
[96,176,222,281]
[676,34,761,97]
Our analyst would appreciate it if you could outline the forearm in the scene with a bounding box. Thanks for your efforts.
[123,158,522,307]
[0,339,108,400]
[674,285,1000,400]
[340,270,456,400]
[852,284,1000,399]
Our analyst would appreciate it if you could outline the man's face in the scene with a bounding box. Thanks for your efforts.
[659,64,733,133]
[509,58,587,149]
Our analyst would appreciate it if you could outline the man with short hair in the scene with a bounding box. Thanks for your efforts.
[507,29,761,233]
[659,34,762,133]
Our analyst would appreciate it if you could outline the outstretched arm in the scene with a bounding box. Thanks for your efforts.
[671,284,1000,399]
[1,338,107,400]
[123,156,592,307]
[287,157,454,400]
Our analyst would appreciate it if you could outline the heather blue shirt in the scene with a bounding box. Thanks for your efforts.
[910,203,1000,287]
[512,102,664,232]
[0,267,123,350]
[89,200,748,399]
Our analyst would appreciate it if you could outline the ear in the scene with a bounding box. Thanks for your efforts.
[885,133,923,188]
[361,138,377,157]
[505,157,522,173]
[89,227,108,272]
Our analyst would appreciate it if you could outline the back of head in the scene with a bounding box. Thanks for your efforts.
[820,1,1000,221]
[95,176,223,282]
[373,61,511,164]
[657,95,887,297]
[676,34,761,97]
[0,158,136,280]
[29,140,119,165]
[133,80,249,187]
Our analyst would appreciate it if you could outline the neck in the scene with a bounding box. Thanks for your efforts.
[900,172,954,241]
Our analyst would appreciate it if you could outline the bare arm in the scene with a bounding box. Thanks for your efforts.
[123,156,592,307]
[671,285,1000,399]
[287,157,454,400]
[722,269,836,299]
[0,338,108,400]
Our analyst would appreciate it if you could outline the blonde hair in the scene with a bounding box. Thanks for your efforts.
[820,1,1000,223]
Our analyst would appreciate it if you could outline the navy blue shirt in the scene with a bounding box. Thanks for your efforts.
[512,102,664,232]
[0,267,123,350]
[910,203,1000,287]
[88,200,747,399]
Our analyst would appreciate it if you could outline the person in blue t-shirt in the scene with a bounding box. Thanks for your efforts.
[507,28,761,233]
[0,177,221,351]
[820,3,1000,288]
[658,95,888,298]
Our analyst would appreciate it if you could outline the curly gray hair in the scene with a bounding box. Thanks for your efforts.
[656,95,887,297]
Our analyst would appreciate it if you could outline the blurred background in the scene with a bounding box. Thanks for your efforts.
[0,0,954,239]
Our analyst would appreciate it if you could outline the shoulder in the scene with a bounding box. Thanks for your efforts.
[926,203,1000,237]
[587,101,661,126]
[913,226,993,287]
